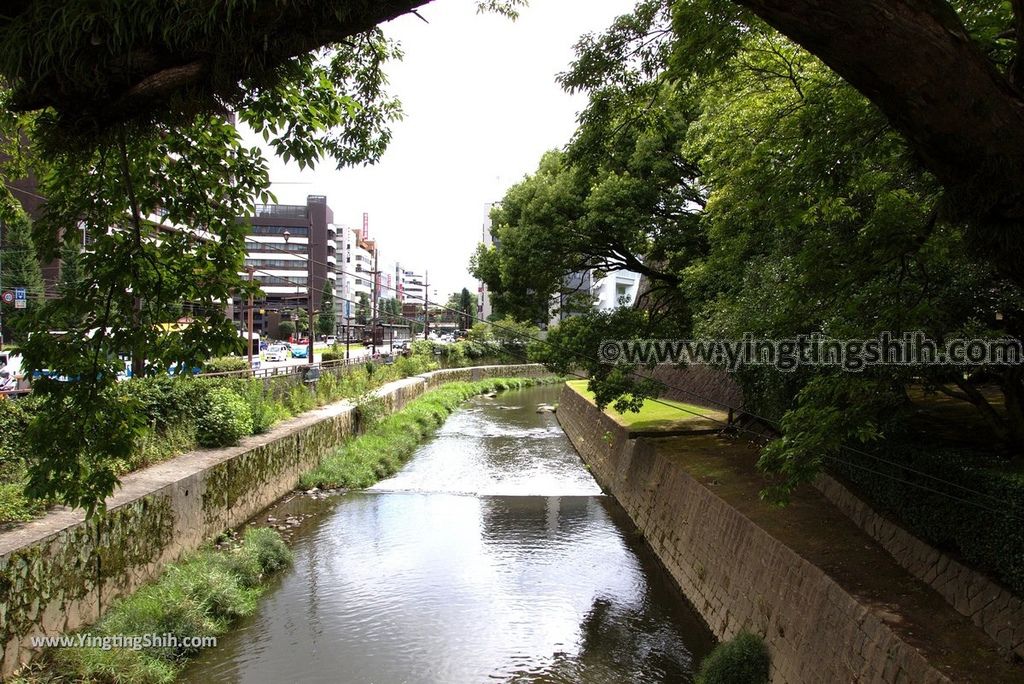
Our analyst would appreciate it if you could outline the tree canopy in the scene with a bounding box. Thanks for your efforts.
[518,0,1024,501]
[4,0,1024,512]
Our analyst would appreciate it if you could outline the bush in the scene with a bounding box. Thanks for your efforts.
[196,387,253,447]
[696,632,770,684]
[203,356,249,374]
[829,442,1024,595]
[238,381,285,434]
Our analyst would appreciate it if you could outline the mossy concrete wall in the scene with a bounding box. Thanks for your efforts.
[0,364,546,676]
[556,383,949,684]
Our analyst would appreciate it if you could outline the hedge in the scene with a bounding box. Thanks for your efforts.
[828,442,1024,595]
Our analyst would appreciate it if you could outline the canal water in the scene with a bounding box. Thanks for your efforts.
[182,384,715,683]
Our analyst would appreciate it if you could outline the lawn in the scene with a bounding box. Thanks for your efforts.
[566,379,729,431]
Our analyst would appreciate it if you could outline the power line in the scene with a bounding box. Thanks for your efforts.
[5,188,1012,515]
[246,245,1021,515]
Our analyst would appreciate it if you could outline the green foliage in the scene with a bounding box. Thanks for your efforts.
[195,387,253,448]
[300,377,543,489]
[203,356,249,373]
[317,280,336,337]
[0,482,45,522]
[36,527,290,683]
[695,632,770,684]
[239,382,285,435]
[1,205,44,342]
[830,443,1024,595]
[355,292,370,325]
[277,320,295,340]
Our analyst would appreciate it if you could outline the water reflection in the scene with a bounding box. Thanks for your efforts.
[182,385,713,683]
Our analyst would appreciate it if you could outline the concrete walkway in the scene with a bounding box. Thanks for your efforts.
[658,433,1024,682]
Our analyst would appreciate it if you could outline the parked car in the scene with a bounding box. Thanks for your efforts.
[291,344,309,359]
[264,344,289,362]
[324,335,336,345]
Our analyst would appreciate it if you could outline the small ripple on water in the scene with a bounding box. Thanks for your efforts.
[181,385,714,684]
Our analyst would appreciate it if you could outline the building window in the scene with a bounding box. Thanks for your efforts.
[250,225,309,237]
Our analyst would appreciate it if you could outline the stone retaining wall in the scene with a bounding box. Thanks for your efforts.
[815,473,1024,659]
[0,364,546,676]
[556,384,949,683]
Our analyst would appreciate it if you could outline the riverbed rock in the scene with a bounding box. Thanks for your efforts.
[536,404,557,413]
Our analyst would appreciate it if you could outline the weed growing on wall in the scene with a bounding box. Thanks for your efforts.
[11,528,292,684]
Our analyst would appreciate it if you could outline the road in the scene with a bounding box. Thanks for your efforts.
[255,344,394,370]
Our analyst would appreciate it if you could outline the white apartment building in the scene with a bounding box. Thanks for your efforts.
[592,269,641,309]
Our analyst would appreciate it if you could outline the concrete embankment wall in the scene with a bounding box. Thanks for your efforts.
[0,364,547,676]
[556,384,948,684]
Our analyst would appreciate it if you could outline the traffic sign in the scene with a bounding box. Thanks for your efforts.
[1,292,12,304]
[14,288,25,301]
[14,300,25,309]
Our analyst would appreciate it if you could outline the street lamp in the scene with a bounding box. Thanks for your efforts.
[282,230,315,364]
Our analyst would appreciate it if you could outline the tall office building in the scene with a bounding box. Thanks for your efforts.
[235,195,337,338]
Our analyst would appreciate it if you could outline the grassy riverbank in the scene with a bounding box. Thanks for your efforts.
[12,528,292,684]
[300,376,556,490]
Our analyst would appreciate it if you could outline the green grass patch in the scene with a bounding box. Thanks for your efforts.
[565,379,727,430]
[300,377,553,489]
[13,527,292,684]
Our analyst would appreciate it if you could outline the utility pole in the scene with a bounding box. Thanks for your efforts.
[371,247,379,356]
[246,267,255,369]
[307,243,315,363]
[423,270,429,340]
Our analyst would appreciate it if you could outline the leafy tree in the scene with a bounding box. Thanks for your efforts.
[293,308,309,337]
[53,240,85,329]
[458,288,475,329]
[0,204,43,341]
[317,280,335,337]
[277,320,295,340]
[355,292,370,325]
[515,0,1024,504]
[375,297,402,325]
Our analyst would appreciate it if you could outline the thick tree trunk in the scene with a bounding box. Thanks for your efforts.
[734,0,1024,281]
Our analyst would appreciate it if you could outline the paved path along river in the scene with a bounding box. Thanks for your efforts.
[182,384,714,683]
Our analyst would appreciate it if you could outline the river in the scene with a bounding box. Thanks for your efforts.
[182,384,714,683]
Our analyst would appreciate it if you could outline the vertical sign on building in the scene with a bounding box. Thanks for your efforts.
[362,212,369,238]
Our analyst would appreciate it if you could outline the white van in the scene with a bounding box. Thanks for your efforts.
[265,344,289,363]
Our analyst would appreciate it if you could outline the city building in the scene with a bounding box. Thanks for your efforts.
[592,269,641,309]
[235,195,337,339]
[478,211,495,322]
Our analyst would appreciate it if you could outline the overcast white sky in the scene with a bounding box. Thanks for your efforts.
[241,0,635,299]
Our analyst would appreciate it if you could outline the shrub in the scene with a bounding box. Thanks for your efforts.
[239,526,293,574]
[203,356,249,374]
[696,632,770,684]
[0,482,45,523]
[196,387,253,447]
[238,381,284,434]
[829,442,1024,595]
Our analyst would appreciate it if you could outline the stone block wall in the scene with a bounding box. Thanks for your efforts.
[556,384,949,683]
[815,474,1024,659]
[0,364,546,676]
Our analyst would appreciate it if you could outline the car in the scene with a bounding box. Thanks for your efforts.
[264,344,289,362]
[291,344,309,359]
[324,335,336,345]
[297,338,310,346]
